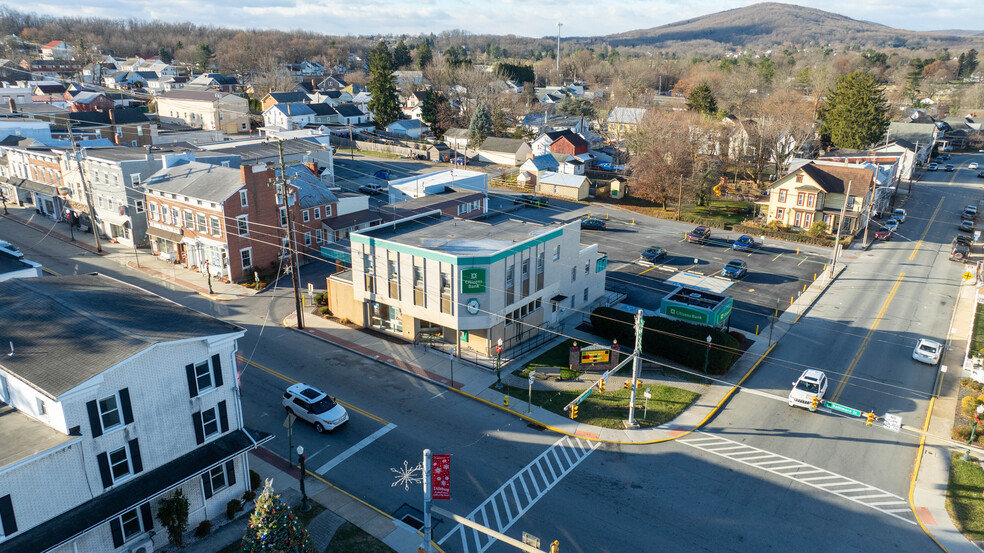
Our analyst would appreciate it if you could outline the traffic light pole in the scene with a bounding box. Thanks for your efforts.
[627,309,644,427]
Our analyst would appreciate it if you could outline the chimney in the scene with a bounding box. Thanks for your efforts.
[108,108,116,125]
[7,98,14,113]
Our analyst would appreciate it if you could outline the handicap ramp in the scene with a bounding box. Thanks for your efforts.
[665,272,734,294]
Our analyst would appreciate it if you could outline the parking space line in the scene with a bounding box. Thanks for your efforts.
[315,422,396,474]
[797,257,808,266]
[772,253,783,261]
[639,265,659,275]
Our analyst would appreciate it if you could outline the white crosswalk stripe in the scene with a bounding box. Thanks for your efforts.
[437,435,601,553]
[678,432,915,524]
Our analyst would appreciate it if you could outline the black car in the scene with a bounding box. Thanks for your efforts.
[953,234,973,247]
[515,194,548,208]
[977,170,984,179]
[939,153,951,161]
[945,164,955,172]
[952,244,970,261]
[641,247,667,263]
[581,218,607,231]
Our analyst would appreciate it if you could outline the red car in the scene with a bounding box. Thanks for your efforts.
[686,226,711,244]
[874,228,892,241]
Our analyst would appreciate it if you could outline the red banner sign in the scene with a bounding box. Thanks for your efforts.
[432,454,451,500]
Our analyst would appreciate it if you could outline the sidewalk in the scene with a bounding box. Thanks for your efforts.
[913,279,984,553]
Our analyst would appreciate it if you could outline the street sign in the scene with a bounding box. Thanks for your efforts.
[529,371,536,385]
[307,282,314,294]
[644,388,652,399]
[576,388,593,404]
[284,413,296,428]
[963,271,975,281]
[883,413,902,432]
[522,532,540,548]
[823,401,863,417]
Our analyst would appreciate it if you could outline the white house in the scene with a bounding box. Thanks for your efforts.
[386,119,429,139]
[536,171,590,201]
[0,275,270,553]
[263,103,316,130]
[156,90,250,134]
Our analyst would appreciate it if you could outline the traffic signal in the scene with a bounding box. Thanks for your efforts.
[550,540,559,553]
[599,379,606,392]
[810,396,819,411]
[865,412,875,427]
[570,405,578,419]
[624,380,642,389]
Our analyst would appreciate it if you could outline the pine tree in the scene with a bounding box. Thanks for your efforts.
[393,40,412,69]
[367,40,400,128]
[415,42,433,70]
[468,104,493,149]
[193,42,215,73]
[686,83,717,116]
[241,480,313,553]
[819,70,889,149]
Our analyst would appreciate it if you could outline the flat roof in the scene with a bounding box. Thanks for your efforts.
[0,403,76,469]
[358,214,559,256]
[0,248,34,275]
[665,285,729,310]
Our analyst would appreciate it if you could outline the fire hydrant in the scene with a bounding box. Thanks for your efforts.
[503,395,509,407]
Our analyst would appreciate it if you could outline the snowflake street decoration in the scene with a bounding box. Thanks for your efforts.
[390,459,423,491]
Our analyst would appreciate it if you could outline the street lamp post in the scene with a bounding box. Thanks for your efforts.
[495,338,503,388]
[969,405,984,445]
[296,445,311,512]
[204,259,214,294]
[703,335,712,375]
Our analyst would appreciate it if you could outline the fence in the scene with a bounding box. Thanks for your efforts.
[330,135,431,159]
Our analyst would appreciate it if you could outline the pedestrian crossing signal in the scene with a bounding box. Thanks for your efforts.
[570,405,578,419]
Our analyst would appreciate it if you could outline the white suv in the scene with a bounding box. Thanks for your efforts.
[283,383,349,432]
[788,370,828,411]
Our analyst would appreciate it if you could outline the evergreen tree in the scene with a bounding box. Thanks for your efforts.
[241,480,313,553]
[158,46,173,64]
[686,83,717,116]
[415,41,433,70]
[468,104,493,149]
[367,40,400,128]
[556,96,595,118]
[420,89,439,126]
[393,40,412,69]
[819,70,889,149]
[192,42,215,73]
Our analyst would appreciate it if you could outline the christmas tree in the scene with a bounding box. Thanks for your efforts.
[241,479,313,553]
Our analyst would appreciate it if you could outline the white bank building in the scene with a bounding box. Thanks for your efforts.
[327,212,608,356]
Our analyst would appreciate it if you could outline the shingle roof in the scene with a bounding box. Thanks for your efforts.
[334,103,365,118]
[445,128,469,139]
[308,103,338,116]
[270,103,316,117]
[69,91,107,105]
[607,107,647,124]
[539,172,587,188]
[0,275,242,398]
[792,162,875,196]
[278,165,337,207]
[479,137,527,154]
[158,90,226,102]
[268,91,310,104]
[523,153,560,171]
[144,160,244,203]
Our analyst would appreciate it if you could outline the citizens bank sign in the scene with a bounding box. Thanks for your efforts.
[461,268,487,293]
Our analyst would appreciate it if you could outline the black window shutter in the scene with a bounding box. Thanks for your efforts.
[128,439,143,474]
[225,459,237,487]
[86,400,103,438]
[211,354,224,387]
[109,517,124,548]
[185,363,199,398]
[218,401,229,433]
[96,452,113,489]
[119,388,134,425]
[0,494,17,536]
[202,473,213,499]
[192,411,204,445]
[139,502,153,531]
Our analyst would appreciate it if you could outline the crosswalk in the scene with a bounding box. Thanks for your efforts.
[437,435,601,553]
[678,432,915,524]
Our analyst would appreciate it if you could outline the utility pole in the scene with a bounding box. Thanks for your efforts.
[862,184,874,247]
[627,309,644,427]
[348,123,354,160]
[277,140,304,330]
[67,121,102,252]
[829,180,851,279]
[556,22,563,74]
[677,175,683,221]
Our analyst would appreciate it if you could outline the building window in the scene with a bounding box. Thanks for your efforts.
[134,200,144,213]
[776,207,785,220]
[846,196,855,209]
[149,202,158,221]
[314,207,321,219]
[388,259,399,299]
[315,229,323,243]
[413,265,424,306]
[363,253,375,293]
[280,207,288,227]
[553,244,560,260]
[239,190,248,207]
[118,508,144,542]
[806,194,815,208]
[440,271,452,314]
[241,247,252,269]
[194,360,214,392]
[584,260,590,274]
[98,394,122,431]
[207,464,230,494]
[108,446,131,481]
[302,209,310,223]
[97,195,104,208]
[172,207,180,226]
[210,216,221,237]
[237,215,249,236]
[130,173,141,186]
[796,192,805,206]
[778,190,787,203]
[201,406,220,439]
[571,266,576,282]
[795,174,803,183]
[184,210,194,229]
[325,205,332,217]
[304,232,312,246]
[583,288,589,301]
[36,397,46,416]
[197,213,207,232]
[276,184,284,205]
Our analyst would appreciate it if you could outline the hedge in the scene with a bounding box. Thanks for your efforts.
[732,224,852,248]
[589,307,741,374]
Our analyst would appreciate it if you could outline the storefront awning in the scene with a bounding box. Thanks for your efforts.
[146,226,183,242]
[98,212,129,226]
[16,179,59,197]
[550,295,569,303]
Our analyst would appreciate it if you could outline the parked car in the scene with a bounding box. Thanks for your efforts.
[912,339,944,365]
[732,235,757,251]
[788,369,828,411]
[945,164,955,172]
[977,170,984,179]
[951,243,971,261]
[892,209,906,223]
[874,228,892,241]
[953,234,973,247]
[966,205,978,218]
[963,209,978,221]
[970,162,979,170]
[938,153,951,161]
[515,194,548,207]
[884,219,899,232]
[928,163,939,171]
[580,218,607,231]
[686,226,711,244]
[282,383,349,433]
[373,170,390,180]
[720,259,748,279]
[959,220,975,233]
[640,246,667,263]
[358,183,384,195]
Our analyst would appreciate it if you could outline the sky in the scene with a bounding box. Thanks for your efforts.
[21,0,984,38]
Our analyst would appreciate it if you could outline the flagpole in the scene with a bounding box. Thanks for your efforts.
[423,448,433,553]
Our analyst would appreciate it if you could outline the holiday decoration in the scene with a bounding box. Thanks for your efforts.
[390,459,423,491]
[240,479,313,553]
[432,454,451,499]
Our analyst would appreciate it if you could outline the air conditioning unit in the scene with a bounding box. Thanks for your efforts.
[128,538,154,553]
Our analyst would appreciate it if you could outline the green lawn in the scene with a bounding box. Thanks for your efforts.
[521,339,577,371]
[498,382,698,429]
[947,452,984,541]
[591,195,754,230]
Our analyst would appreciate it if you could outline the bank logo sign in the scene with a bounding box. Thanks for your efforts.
[461,268,487,294]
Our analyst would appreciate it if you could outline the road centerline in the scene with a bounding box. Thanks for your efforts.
[908,196,944,261]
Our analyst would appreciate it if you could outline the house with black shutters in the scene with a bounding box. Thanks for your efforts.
[0,274,271,553]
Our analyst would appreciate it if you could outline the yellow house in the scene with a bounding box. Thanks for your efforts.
[765,162,875,233]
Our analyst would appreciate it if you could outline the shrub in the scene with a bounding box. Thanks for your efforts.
[318,306,331,315]
[227,499,242,521]
[249,469,261,491]
[314,292,327,305]
[954,424,974,442]
[559,368,581,380]
[590,307,741,374]
[961,377,984,392]
[194,519,212,538]
[243,489,256,502]
[807,221,828,237]
[961,394,984,418]
[156,489,190,547]
[339,317,351,325]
